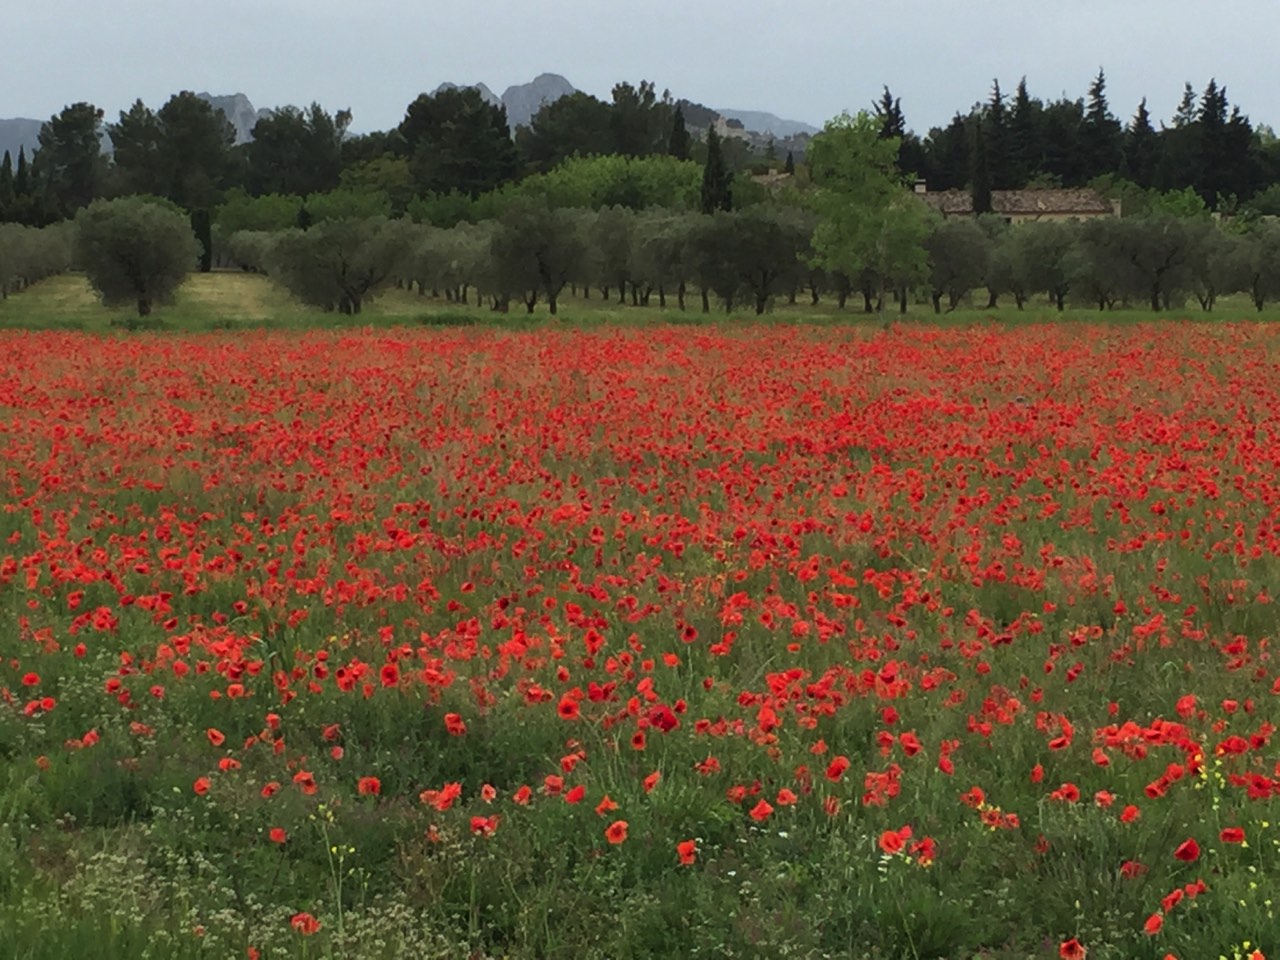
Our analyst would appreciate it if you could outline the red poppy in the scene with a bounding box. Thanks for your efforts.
[443,712,467,736]
[206,728,225,747]
[193,776,211,796]
[557,696,580,720]
[269,827,287,844]
[676,839,697,865]
[748,799,774,822]
[290,913,320,936]
[825,756,850,782]
[1173,838,1200,862]
[594,794,618,816]
[1059,937,1087,959]
[1143,912,1163,935]
[470,815,499,837]
[1219,827,1245,844]
[357,776,381,796]
[604,820,628,845]
[564,784,586,804]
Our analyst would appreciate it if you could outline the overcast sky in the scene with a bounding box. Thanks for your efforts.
[7,0,1280,135]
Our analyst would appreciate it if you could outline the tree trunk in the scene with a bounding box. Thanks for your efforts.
[701,288,710,313]
[899,287,908,314]
[658,284,666,308]
[810,284,819,306]
[837,289,848,309]
[862,290,874,313]
[1150,287,1161,312]
[932,291,943,314]
[524,291,538,313]
[548,293,558,315]
[677,281,686,310]
[985,289,998,309]
[137,298,152,317]
[755,291,768,315]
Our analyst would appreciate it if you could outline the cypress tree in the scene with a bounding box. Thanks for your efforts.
[14,147,29,196]
[668,104,691,160]
[700,128,732,214]
[784,151,795,176]
[0,150,13,212]
[972,122,993,215]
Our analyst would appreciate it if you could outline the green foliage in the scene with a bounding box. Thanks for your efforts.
[515,91,614,173]
[305,189,393,222]
[245,103,350,197]
[214,190,304,234]
[400,87,519,198]
[106,92,237,211]
[36,102,107,217]
[489,197,586,314]
[268,217,410,314]
[808,111,933,309]
[73,197,199,315]
[514,155,702,212]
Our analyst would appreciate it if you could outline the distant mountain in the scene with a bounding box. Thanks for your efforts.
[714,109,818,139]
[434,81,501,108]
[501,73,577,130]
[0,118,43,162]
[196,93,273,145]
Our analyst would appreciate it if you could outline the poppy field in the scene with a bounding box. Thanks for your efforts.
[0,321,1276,960]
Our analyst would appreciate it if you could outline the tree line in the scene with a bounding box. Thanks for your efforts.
[9,113,1279,321]
[5,70,1280,235]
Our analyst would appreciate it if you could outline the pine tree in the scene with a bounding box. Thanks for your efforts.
[985,79,1013,189]
[874,86,906,140]
[1080,69,1123,180]
[668,104,692,161]
[972,121,993,215]
[784,151,795,176]
[700,128,732,214]
[1172,83,1198,127]
[1009,77,1042,186]
[1123,98,1159,188]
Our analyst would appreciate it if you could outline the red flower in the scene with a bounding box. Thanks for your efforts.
[557,695,580,720]
[643,771,662,794]
[1143,912,1163,935]
[775,787,797,806]
[21,672,39,687]
[594,794,618,816]
[676,839,697,865]
[193,776,212,796]
[470,815,499,836]
[604,820,628,845]
[269,827,287,844]
[961,785,985,808]
[206,727,225,747]
[1173,838,1200,862]
[443,713,467,736]
[1219,827,1245,844]
[564,784,586,804]
[290,912,320,936]
[1059,937,1087,960]
[357,776,381,796]
[748,799,774,822]
[825,755,850,782]
[878,825,912,855]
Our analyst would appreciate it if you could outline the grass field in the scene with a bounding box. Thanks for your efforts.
[0,274,1276,960]
[5,270,1280,331]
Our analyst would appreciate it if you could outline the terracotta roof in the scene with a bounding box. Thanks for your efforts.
[920,188,1114,216]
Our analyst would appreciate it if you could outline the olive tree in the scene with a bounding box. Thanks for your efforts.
[74,197,199,316]
[268,217,410,314]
